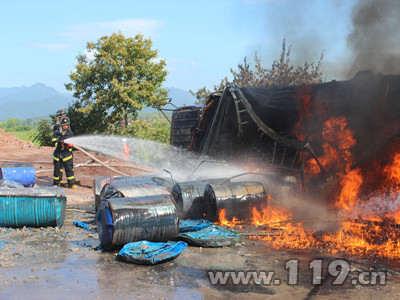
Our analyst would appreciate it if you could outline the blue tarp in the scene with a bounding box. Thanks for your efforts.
[73,221,90,230]
[178,225,240,248]
[0,180,24,189]
[118,240,188,265]
[179,219,212,233]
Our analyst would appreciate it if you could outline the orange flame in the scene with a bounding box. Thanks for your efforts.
[294,86,313,141]
[335,168,363,211]
[217,112,400,259]
[250,143,400,258]
[217,209,243,228]
[307,116,356,176]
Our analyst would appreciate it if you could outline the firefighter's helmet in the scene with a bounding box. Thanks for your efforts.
[60,116,70,125]
[56,109,66,117]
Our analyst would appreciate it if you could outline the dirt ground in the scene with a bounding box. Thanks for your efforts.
[1,129,400,300]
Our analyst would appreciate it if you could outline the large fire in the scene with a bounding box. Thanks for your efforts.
[217,115,400,260]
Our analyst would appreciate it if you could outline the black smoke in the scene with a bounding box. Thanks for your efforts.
[346,0,400,78]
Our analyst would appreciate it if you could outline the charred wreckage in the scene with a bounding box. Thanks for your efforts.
[94,70,400,255]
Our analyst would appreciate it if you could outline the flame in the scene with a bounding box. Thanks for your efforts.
[217,208,243,228]
[306,116,356,176]
[250,204,291,227]
[335,168,363,211]
[321,221,400,258]
[384,152,400,194]
[250,205,318,249]
[216,112,400,260]
[256,117,400,259]
[294,86,313,141]
[249,205,400,259]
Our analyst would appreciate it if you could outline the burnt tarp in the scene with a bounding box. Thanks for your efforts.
[197,71,400,167]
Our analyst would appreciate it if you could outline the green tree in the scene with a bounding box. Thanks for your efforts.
[110,114,171,144]
[5,117,21,129]
[193,38,324,104]
[32,119,53,147]
[66,102,108,135]
[189,86,212,106]
[65,32,168,133]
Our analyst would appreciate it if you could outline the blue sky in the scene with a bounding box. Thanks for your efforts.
[0,0,359,93]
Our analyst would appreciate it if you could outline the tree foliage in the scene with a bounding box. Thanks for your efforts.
[32,119,53,147]
[129,118,171,143]
[109,114,171,144]
[66,101,108,135]
[192,38,324,104]
[65,32,168,132]
[0,117,33,131]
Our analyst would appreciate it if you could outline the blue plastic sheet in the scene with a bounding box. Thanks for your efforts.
[179,219,212,233]
[178,225,240,247]
[73,221,90,230]
[118,240,188,265]
[0,180,24,189]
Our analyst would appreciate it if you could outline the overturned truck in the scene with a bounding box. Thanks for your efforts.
[170,70,400,199]
[95,70,400,250]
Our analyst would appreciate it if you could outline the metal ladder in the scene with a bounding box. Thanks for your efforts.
[232,90,252,137]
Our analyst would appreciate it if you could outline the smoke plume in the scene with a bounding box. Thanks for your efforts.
[345,0,400,78]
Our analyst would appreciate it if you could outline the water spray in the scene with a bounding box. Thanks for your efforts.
[188,159,227,179]
[163,168,175,186]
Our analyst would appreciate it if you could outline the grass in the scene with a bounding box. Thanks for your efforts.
[6,130,41,147]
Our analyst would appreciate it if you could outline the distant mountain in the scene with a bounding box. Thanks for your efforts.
[165,87,197,107]
[141,87,197,113]
[0,83,197,121]
[0,83,73,121]
[0,86,26,98]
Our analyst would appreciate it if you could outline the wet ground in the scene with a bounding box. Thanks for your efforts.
[2,200,400,300]
[1,133,400,299]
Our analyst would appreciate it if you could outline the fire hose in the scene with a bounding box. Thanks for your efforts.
[71,144,131,176]
[34,144,155,176]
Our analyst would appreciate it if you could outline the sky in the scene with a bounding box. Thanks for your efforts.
[0,0,366,93]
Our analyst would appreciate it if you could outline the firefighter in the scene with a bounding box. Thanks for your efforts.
[53,110,67,185]
[121,138,130,160]
[54,109,66,128]
[52,116,77,188]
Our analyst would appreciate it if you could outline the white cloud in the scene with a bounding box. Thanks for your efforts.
[26,18,165,52]
[60,19,165,42]
[83,49,98,61]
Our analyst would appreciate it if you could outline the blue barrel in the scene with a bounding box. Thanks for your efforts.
[0,187,66,228]
[0,163,36,187]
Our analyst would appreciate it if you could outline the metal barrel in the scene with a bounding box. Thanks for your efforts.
[96,194,179,251]
[171,179,227,219]
[93,175,154,212]
[93,175,172,212]
[0,187,66,228]
[203,181,267,222]
[170,106,202,149]
[0,163,36,187]
[99,179,171,204]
